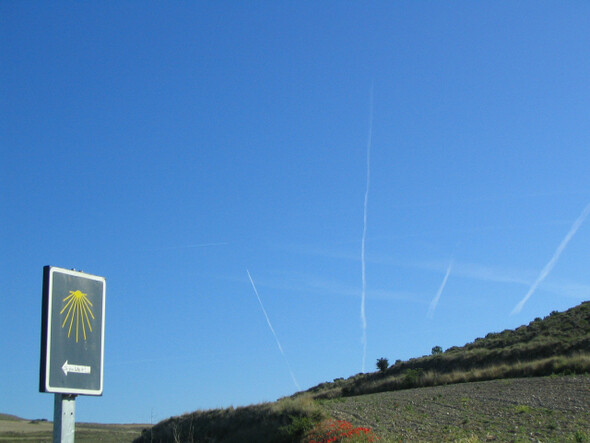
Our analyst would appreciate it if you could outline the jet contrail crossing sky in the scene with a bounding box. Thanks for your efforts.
[427,260,453,319]
[511,202,590,315]
[360,83,373,373]
[247,270,301,390]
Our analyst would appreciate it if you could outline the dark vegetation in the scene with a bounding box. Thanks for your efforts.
[133,301,590,442]
[376,358,389,373]
[135,397,325,443]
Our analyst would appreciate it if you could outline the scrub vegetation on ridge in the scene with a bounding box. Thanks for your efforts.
[133,301,590,442]
[300,301,590,401]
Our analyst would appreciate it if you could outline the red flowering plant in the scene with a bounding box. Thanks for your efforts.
[304,419,378,443]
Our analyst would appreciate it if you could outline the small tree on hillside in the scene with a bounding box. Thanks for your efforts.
[376,357,389,372]
[431,345,443,355]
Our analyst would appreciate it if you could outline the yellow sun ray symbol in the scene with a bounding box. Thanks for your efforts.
[60,290,95,342]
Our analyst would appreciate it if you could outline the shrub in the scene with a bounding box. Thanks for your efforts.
[432,346,443,355]
[403,368,424,387]
[376,358,389,372]
[280,415,319,441]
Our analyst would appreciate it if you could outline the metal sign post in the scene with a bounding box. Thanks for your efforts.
[53,394,76,443]
[40,266,106,442]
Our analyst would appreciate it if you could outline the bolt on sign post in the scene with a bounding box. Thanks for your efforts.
[40,266,106,442]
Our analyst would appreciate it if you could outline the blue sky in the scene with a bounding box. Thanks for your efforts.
[2,1,590,424]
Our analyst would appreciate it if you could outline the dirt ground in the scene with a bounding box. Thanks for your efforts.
[321,375,590,441]
[0,416,147,442]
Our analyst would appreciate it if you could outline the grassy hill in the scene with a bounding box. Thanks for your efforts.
[135,301,590,442]
[300,301,590,400]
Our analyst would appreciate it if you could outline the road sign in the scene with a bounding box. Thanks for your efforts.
[40,266,106,396]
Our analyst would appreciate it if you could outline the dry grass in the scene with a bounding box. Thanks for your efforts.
[309,352,590,399]
[302,301,590,400]
[0,415,146,443]
[134,395,326,443]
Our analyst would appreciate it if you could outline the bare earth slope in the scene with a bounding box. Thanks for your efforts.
[321,375,590,442]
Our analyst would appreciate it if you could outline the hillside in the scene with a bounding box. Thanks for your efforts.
[135,302,590,442]
[299,301,590,400]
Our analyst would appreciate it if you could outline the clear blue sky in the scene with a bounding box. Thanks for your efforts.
[2,2,590,424]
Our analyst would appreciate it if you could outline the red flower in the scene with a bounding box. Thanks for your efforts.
[305,419,378,443]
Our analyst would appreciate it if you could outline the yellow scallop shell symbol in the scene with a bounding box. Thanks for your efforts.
[60,290,95,342]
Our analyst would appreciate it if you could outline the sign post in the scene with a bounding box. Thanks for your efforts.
[54,394,76,443]
[40,266,106,442]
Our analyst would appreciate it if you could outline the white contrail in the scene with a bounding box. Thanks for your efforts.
[511,203,590,315]
[247,270,300,390]
[427,260,453,319]
[360,83,373,373]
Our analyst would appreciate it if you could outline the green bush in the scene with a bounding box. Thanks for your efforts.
[376,358,389,372]
[279,414,319,441]
[404,368,424,387]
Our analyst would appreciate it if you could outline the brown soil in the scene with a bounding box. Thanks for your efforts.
[320,375,590,442]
